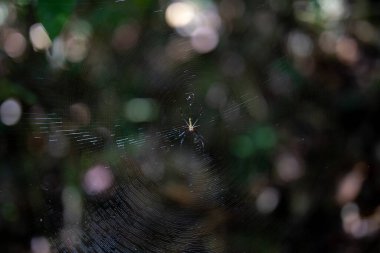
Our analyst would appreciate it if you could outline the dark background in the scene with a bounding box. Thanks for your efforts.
[1,0,380,252]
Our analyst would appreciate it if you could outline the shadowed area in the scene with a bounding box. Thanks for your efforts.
[1,0,380,252]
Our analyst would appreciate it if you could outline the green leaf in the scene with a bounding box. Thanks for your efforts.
[36,0,76,39]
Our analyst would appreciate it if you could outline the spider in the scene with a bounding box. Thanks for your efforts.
[178,108,205,150]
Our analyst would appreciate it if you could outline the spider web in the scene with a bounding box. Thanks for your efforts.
[19,0,286,252]
[26,66,262,252]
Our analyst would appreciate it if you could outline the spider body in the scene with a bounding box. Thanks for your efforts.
[187,117,196,132]
[178,116,205,150]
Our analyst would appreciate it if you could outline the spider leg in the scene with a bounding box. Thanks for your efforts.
[180,131,187,147]
[179,106,191,127]
[194,131,205,151]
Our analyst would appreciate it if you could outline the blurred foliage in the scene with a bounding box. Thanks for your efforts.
[1,0,380,252]
[37,0,76,39]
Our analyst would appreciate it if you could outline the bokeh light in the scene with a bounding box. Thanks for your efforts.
[29,23,52,51]
[340,202,379,238]
[4,30,26,58]
[165,0,221,54]
[65,20,92,63]
[69,103,91,126]
[354,21,377,43]
[318,31,338,54]
[275,152,303,182]
[336,162,366,205]
[65,35,89,63]
[319,0,347,21]
[165,2,196,28]
[0,98,22,126]
[62,186,82,225]
[31,236,51,253]
[111,23,140,53]
[256,187,280,214]
[46,37,65,68]
[124,98,158,123]
[341,202,360,234]
[287,31,313,58]
[335,36,359,65]
[59,227,82,250]
[82,164,114,195]
[4,0,380,252]
[190,26,219,54]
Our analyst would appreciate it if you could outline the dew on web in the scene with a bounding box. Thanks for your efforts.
[185,92,195,105]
